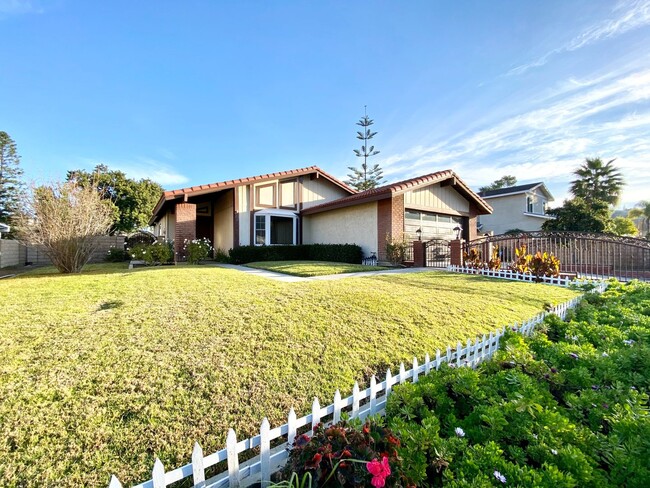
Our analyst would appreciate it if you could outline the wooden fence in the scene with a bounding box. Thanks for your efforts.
[108,280,607,488]
[446,265,590,287]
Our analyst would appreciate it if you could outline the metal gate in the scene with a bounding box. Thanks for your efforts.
[424,238,451,268]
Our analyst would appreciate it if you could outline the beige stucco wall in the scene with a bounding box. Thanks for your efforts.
[301,177,351,209]
[303,202,378,257]
[404,183,470,215]
[213,190,234,251]
[478,193,551,235]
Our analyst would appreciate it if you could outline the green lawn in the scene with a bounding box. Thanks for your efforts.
[246,260,390,277]
[0,264,579,487]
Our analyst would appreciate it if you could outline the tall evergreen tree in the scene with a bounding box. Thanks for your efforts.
[345,109,384,191]
[570,157,624,206]
[0,131,26,228]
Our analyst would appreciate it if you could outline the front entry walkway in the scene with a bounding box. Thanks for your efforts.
[210,263,435,282]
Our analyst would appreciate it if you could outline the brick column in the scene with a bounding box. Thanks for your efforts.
[413,240,425,268]
[450,239,464,266]
[175,203,196,262]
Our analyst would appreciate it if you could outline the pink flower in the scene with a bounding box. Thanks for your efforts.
[367,456,391,488]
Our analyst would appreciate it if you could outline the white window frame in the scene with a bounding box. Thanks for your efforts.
[526,196,534,213]
[253,208,298,246]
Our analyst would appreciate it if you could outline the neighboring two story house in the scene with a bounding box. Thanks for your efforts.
[477,182,554,235]
[149,165,492,261]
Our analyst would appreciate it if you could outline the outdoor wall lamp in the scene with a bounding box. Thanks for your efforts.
[416,227,422,241]
[454,225,462,240]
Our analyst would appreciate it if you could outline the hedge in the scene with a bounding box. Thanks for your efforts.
[228,244,362,264]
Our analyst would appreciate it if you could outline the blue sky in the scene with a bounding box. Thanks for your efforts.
[1,0,649,208]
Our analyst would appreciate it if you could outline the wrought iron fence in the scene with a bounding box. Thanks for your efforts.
[464,231,650,281]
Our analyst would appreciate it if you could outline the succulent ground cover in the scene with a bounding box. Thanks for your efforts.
[246,260,390,277]
[385,280,649,487]
[0,264,576,487]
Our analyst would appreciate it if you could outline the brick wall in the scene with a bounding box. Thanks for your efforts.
[376,195,405,261]
[175,203,197,261]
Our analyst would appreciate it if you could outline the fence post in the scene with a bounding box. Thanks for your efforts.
[369,376,377,414]
[385,369,393,397]
[108,476,123,488]
[399,363,406,384]
[311,398,321,430]
[424,353,431,374]
[287,408,297,448]
[413,357,419,383]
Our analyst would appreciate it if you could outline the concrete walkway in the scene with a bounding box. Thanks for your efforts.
[210,262,437,282]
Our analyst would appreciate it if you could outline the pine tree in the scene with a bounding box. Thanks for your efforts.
[345,109,385,191]
[0,131,25,228]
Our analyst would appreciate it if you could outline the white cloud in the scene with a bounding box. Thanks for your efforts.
[112,158,190,187]
[380,66,650,208]
[508,0,650,76]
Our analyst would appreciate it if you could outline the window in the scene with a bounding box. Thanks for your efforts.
[255,215,266,245]
[526,196,534,213]
[254,209,298,246]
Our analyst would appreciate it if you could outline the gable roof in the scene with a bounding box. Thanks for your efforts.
[150,165,355,224]
[478,182,554,200]
[302,169,492,215]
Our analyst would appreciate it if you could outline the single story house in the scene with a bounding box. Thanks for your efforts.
[477,182,554,235]
[149,165,492,261]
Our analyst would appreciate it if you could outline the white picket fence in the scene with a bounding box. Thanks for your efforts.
[446,265,590,286]
[108,282,607,488]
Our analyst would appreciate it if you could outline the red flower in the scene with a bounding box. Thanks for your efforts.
[306,452,322,469]
[363,424,371,434]
[367,456,391,488]
[341,449,352,458]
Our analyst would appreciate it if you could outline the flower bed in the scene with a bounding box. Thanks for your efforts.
[382,280,649,487]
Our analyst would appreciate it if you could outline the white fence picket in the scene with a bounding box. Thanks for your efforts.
[192,442,205,486]
[385,369,393,397]
[226,429,239,488]
[108,476,123,488]
[333,390,342,424]
[311,398,321,430]
[413,357,419,383]
[260,418,270,487]
[152,458,165,488]
[287,408,297,448]
[113,281,607,488]
[352,382,360,417]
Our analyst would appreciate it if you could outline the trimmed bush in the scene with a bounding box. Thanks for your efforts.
[228,244,362,265]
[105,247,130,262]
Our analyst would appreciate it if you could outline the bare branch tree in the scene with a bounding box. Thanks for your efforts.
[15,181,114,273]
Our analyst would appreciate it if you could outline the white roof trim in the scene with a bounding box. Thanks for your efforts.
[481,183,554,201]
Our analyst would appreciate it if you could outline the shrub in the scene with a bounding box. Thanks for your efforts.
[105,247,130,262]
[463,248,482,268]
[129,241,173,265]
[385,280,650,487]
[279,417,407,487]
[228,244,362,265]
[183,237,213,264]
[385,234,409,265]
[14,181,113,273]
[487,245,501,270]
[214,247,230,263]
[530,251,560,279]
[510,244,532,273]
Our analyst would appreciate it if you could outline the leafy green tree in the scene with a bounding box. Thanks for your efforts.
[607,217,639,236]
[345,110,384,191]
[479,175,517,193]
[0,131,26,230]
[569,157,624,206]
[628,201,650,239]
[67,165,163,234]
[542,198,611,233]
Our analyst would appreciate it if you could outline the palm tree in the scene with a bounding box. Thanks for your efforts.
[569,157,624,206]
[628,201,650,239]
